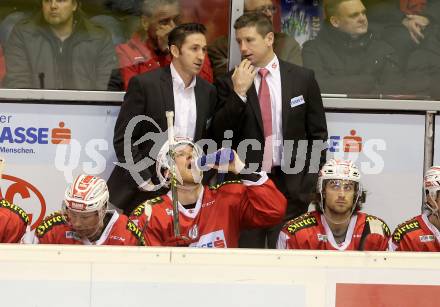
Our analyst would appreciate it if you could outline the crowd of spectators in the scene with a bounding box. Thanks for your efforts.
[0,0,437,98]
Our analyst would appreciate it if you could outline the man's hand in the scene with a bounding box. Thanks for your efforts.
[402,14,430,44]
[232,59,257,97]
[156,24,175,52]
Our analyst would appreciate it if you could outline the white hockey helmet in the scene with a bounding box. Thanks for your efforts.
[156,137,203,186]
[64,174,109,213]
[317,159,363,210]
[424,166,440,201]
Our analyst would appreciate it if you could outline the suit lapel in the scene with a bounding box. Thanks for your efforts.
[280,60,292,136]
[247,83,264,134]
[160,66,175,128]
[194,77,207,141]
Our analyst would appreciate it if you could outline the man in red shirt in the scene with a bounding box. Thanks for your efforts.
[130,138,287,247]
[35,174,144,246]
[389,166,440,251]
[115,0,213,90]
[0,157,30,243]
[277,159,390,251]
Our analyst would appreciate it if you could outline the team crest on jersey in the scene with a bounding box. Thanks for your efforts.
[188,224,199,240]
[209,180,241,190]
[0,199,30,224]
[36,212,67,238]
[126,220,145,246]
[286,213,318,235]
[366,215,391,236]
[392,219,420,243]
[419,235,435,243]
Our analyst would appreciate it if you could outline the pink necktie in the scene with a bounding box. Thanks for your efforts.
[258,68,273,172]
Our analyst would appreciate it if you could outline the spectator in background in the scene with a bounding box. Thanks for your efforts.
[389,166,440,251]
[3,0,116,90]
[277,159,390,251]
[114,0,213,91]
[208,0,302,80]
[302,0,402,95]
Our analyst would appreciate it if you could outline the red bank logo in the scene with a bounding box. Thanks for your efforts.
[0,174,46,230]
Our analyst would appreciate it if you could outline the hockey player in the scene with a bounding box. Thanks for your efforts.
[35,174,144,245]
[389,166,440,251]
[0,157,30,243]
[277,159,390,251]
[130,139,287,247]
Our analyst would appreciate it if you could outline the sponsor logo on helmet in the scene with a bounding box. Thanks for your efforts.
[69,202,87,211]
[0,174,46,230]
[392,220,420,243]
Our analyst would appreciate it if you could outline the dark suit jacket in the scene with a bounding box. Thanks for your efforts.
[108,65,217,213]
[212,59,327,218]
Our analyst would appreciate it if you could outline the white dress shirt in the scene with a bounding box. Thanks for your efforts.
[170,63,197,140]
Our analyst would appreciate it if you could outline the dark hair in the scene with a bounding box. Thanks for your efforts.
[324,0,353,20]
[233,12,273,37]
[168,23,206,50]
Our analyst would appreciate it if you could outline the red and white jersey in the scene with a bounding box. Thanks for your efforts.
[130,174,286,248]
[0,199,29,243]
[277,210,390,251]
[35,210,144,246]
[389,213,440,252]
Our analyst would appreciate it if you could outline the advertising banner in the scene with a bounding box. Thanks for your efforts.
[0,103,119,229]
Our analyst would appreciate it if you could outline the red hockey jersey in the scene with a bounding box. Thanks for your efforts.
[277,210,390,251]
[389,213,440,251]
[130,175,286,247]
[0,199,29,243]
[35,210,144,246]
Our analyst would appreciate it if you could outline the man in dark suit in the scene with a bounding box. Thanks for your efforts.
[108,23,217,215]
[212,13,328,248]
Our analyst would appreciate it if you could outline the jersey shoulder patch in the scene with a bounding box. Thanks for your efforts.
[131,197,163,217]
[0,199,29,225]
[365,215,391,236]
[209,180,242,190]
[126,219,146,246]
[285,212,318,235]
[392,217,421,243]
[35,211,67,238]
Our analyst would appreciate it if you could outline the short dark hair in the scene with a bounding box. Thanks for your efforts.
[324,0,353,19]
[233,12,273,37]
[168,23,206,50]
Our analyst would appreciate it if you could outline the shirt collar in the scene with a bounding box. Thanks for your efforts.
[258,55,279,76]
[170,63,197,89]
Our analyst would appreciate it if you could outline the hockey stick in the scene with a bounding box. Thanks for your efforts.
[165,111,181,237]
